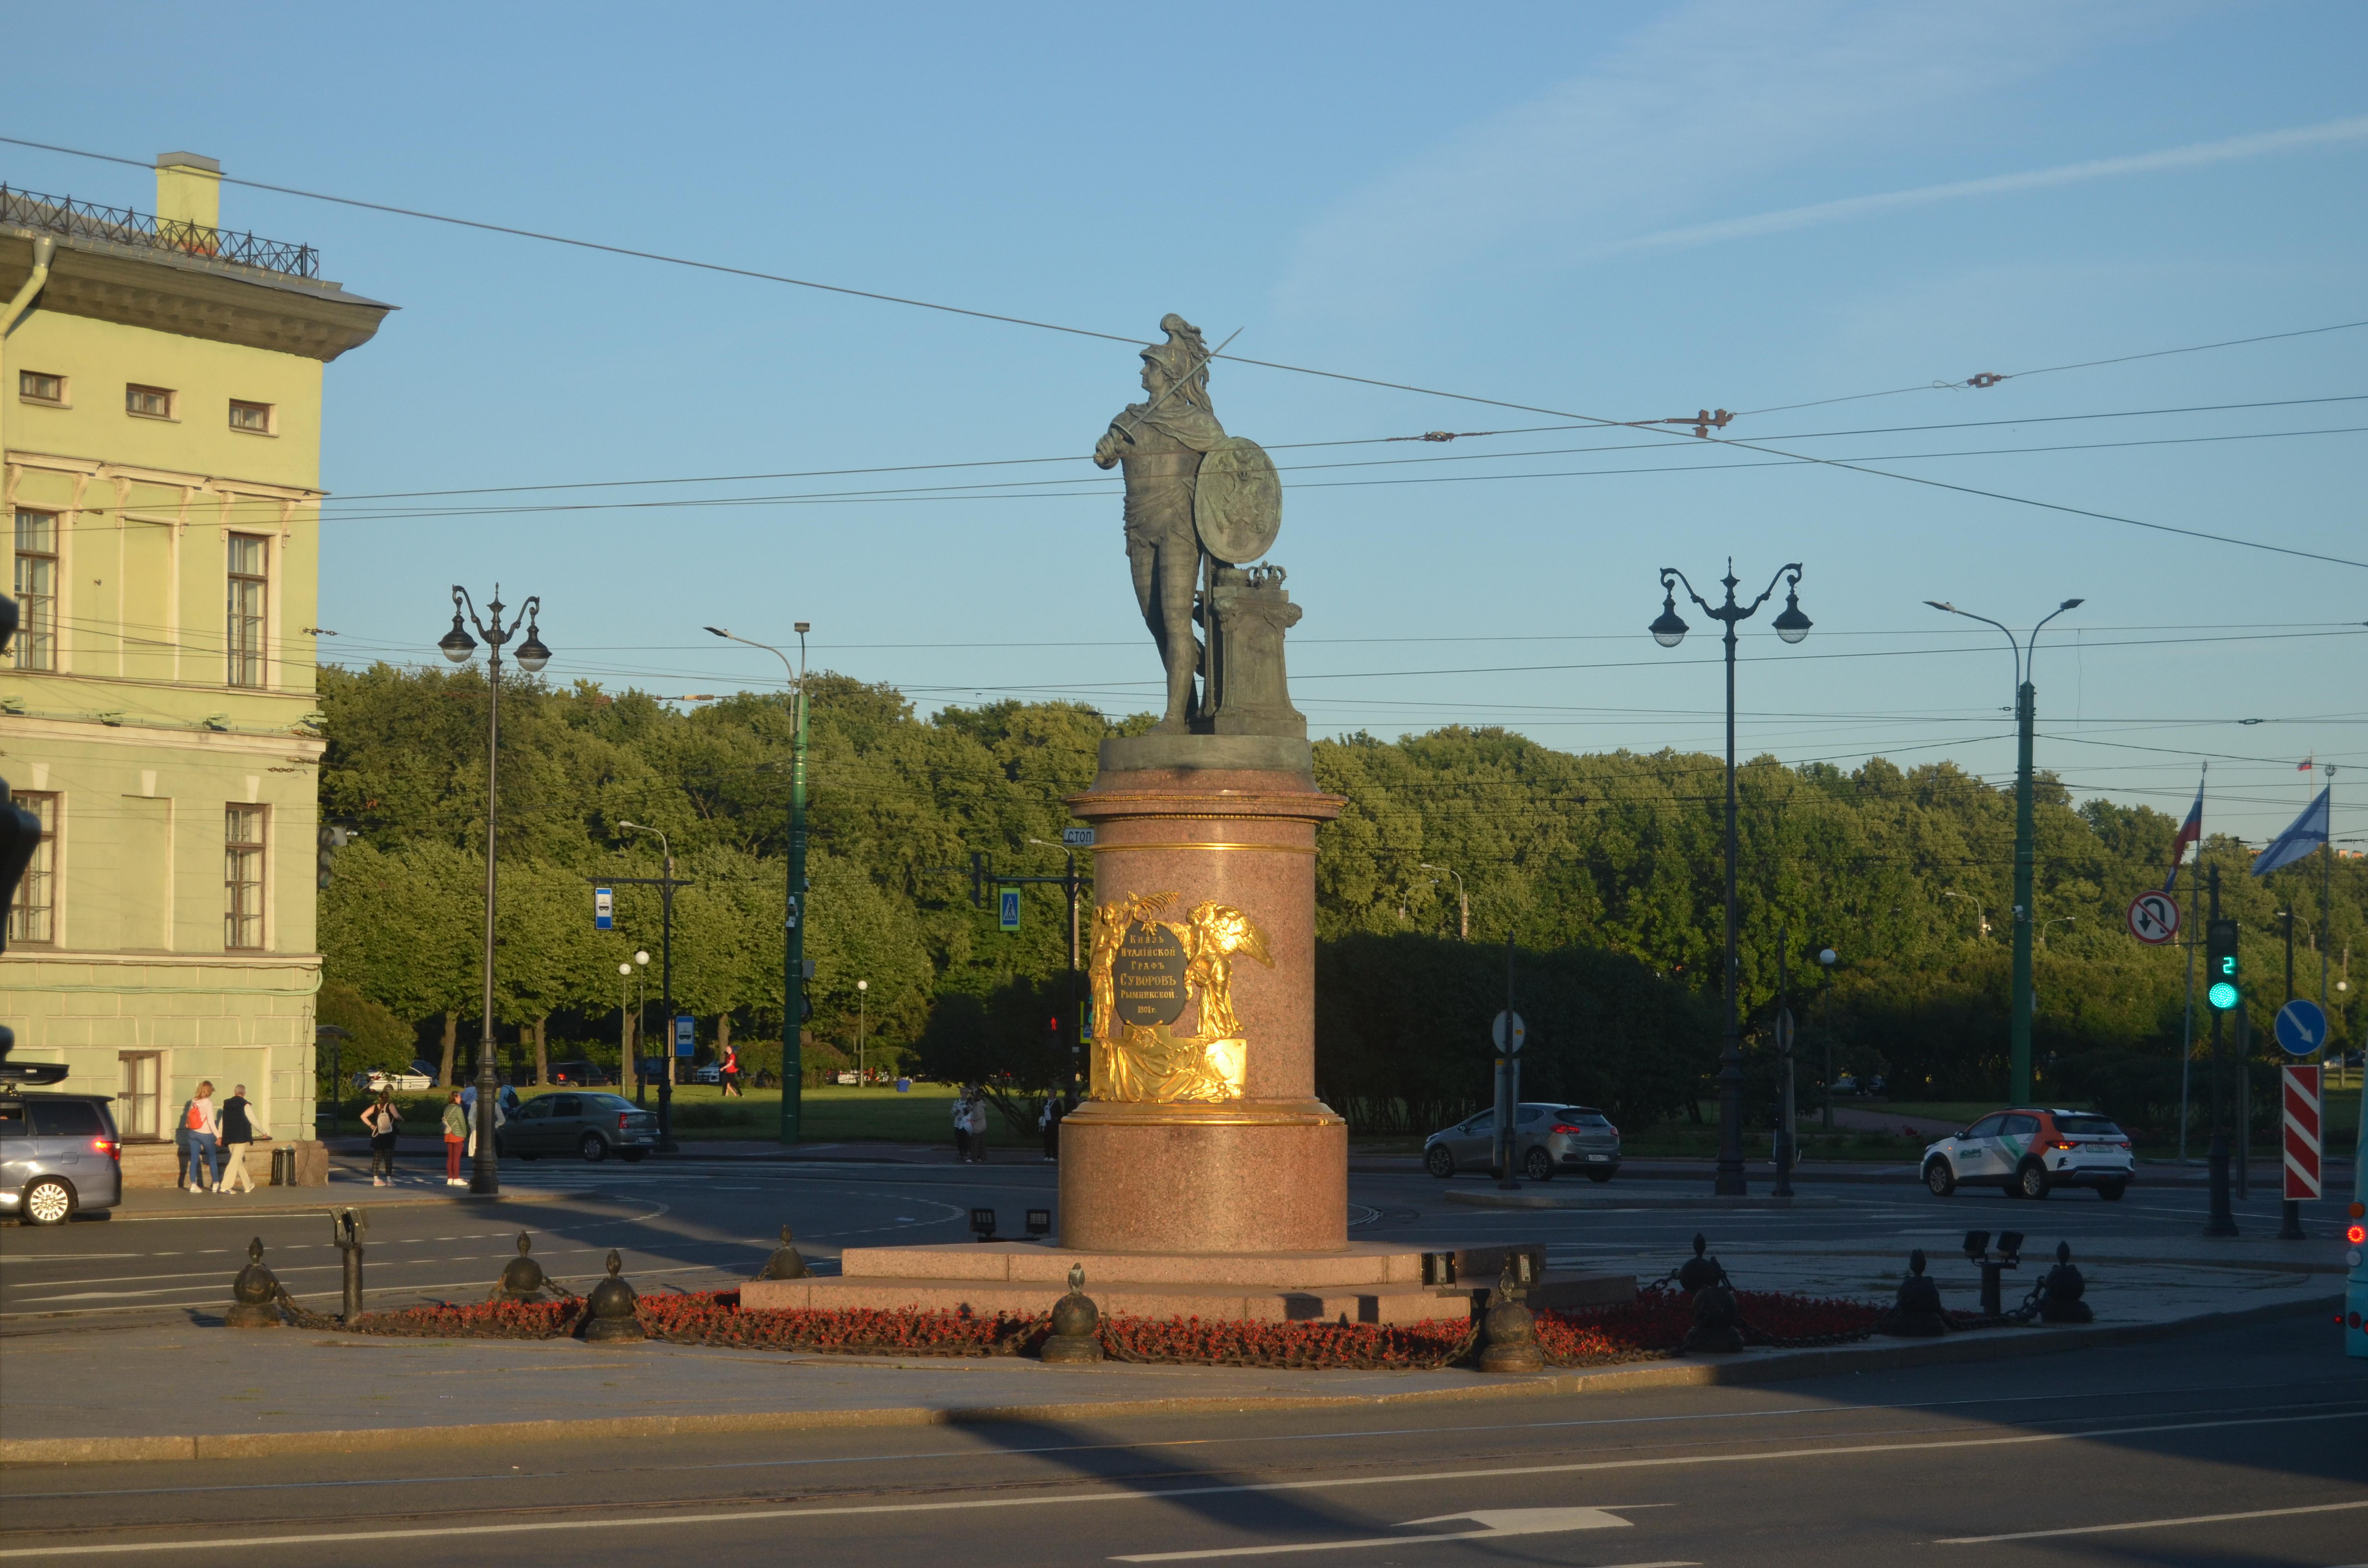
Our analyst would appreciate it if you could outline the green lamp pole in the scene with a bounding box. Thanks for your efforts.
[705,622,810,1144]
[1926,596,2083,1105]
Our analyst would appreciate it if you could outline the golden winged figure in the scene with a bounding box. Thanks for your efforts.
[1085,892,1271,1102]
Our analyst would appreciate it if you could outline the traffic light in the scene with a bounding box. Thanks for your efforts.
[316,819,358,889]
[2206,918,2241,1011]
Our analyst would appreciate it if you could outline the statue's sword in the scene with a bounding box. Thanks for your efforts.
[1107,326,1242,444]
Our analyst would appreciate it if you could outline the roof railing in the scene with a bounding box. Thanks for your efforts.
[0,184,320,280]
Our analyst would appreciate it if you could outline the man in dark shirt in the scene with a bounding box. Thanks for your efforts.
[217,1086,258,1195]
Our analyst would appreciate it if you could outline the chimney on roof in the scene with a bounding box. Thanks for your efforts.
[155,151,222,235]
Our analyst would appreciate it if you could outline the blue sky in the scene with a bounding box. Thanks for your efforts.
[8,0,2363,844]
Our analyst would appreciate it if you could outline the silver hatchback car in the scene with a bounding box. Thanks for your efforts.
[1425,1102,1622,1182]
[0,1092,124,1224]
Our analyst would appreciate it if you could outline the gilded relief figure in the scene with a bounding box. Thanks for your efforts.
[1086,893,1271,1103]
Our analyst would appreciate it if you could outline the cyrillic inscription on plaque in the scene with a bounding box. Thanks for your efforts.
[1116,921,1188,1028]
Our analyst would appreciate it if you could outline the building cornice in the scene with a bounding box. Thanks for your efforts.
[1,228,393,363]
[0,709,325,758]
[5,450,325,502]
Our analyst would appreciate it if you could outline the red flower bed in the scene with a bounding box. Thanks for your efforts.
[339,1298,582,1339]
[637,1291,1045,1357]
[1533,1287,1885,1362]
[1102,1314,1476,1370]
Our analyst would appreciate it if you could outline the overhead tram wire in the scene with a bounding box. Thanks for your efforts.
[6,135,2356,568]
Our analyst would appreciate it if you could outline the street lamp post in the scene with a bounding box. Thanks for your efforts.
[1817,946,1838,1132]
[1026,838,1090,1107]
[1940,890,1990,941]
[436,585,550,1197]
[617,962,634,1092]
[1926,597,2084,1105]
[617,825,680,1151]
[856,979,868,1085]
[1418,862,1468,940]
[1650,560,1811,1196]
[632,950,649,1099]
[706,623,810,1143]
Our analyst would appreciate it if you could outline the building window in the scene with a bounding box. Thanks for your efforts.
[118,1053,162,1142]
[228,399,274,435]
[224,804,266,950]
[125,383,175,419]
[226,534,267,687]
[18,370,66,405]
[5,792,57,946]
[12,510,59,672]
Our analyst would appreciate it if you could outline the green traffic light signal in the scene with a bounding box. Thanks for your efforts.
[2205,918,2240,1011]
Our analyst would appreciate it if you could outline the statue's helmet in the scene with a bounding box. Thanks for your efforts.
[1140,314,1211,407]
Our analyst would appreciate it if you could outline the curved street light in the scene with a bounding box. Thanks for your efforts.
[437,585,548,1196]
[1925,595,2083,1104]
[1650,559,1808,1197]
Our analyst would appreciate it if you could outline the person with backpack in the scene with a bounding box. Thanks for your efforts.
[441,1090,468,1186]
[361,1090,403,1187]
[179,1081,220,1192]
[217,1084,259,1194]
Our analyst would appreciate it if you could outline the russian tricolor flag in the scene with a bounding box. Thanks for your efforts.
[2163,776,2204,892]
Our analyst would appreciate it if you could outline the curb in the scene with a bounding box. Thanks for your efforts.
[102,1190,585,1224]
[0,1293,2334,1467]
[1444,1188,1848,1211]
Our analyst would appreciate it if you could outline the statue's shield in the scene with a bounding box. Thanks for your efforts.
[1194,437,1281,564]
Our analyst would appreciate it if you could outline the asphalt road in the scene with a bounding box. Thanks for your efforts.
[1,1159,2356,1326]
[0,1317,2360,1565]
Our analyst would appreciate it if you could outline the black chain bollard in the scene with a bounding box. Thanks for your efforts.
[331,1205,367,1323]
[225,1237,283,1328]
[493,1232,556,1301]
[581,1250,644,1342]
[1677,1233,1723,1295]
[1478,1255,1545,1372]
[1875,1249,1949,1336]
[756,1225,809,1281]
[2035,1242,2093,1323]
[1041,1264,1104,1363]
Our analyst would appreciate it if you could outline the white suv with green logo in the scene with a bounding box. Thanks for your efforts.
[1922,1107,2134,1200]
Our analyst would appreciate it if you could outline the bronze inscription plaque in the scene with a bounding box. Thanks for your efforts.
[1115,920,1189,1028]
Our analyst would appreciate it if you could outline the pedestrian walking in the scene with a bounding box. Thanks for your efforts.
[178,1081,220,1192]
[441,1090,468,1186]
[719,1043,742,1099]
[952,1090,973,1163]
[964,1091,990,1164]
[361,1090,403,1186]
[217,1084,259,1194]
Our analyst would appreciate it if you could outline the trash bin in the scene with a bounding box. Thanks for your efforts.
[270,1146,296,1186]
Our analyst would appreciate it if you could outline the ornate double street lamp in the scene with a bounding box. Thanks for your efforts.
[1924,596,2084,1105]
[1650,560,1810,1196]
[437,586,550,1196]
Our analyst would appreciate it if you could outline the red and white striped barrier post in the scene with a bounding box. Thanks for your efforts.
[2280,1065,2320,1240]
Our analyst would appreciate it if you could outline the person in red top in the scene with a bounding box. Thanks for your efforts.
[719,1043,742,1099]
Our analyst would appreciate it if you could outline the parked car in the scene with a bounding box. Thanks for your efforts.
[356,1061,436,1093]
[547,1060,614,1087]
[495,1092,657,1163]
[1921,1108,2134,1200]
[0,1092,124,1224]
[690,1064,722,1086]
[1424,1102,1621,1183]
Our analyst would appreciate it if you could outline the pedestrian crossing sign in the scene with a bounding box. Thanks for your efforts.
[999,887,1022,933]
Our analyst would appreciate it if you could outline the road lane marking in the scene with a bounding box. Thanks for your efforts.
[1936,1497,2368,1543]
[3,1408,2361,1558]
[1113,1507,1666,1561]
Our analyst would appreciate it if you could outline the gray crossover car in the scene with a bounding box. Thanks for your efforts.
[1425,1102,1622,1182]
[495,1091,658,1163]
[1,1092,124,1224]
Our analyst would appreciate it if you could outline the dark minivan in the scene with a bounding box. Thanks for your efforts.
[1,1093,124,1224]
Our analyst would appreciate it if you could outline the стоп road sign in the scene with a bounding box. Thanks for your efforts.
[1061,827,1095,847]
[2282,1064,2322,1200]
[2275,998,2330,1058]
[2125,890,2179,945]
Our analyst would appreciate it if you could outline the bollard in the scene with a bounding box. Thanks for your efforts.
[756,1225,809,1281]
[1040,1264,1104,1364]
[1679,1279,1744,1354]
[1477,1255,1545,1373]
[493,1232,554,1301]
[1677,1233,1723,1295]
[2035,1242,2093,1323]
[1876,1250,1948,1337]
[225,1237,283,1328]
[331,1205,368,1323]
[580,1250,644,1342]
[1963,1229,2023,1316]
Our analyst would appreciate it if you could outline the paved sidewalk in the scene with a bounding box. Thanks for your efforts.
[0,1227,2339,1464]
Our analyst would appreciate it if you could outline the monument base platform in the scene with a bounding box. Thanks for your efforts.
[741,1240,1636,1325]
